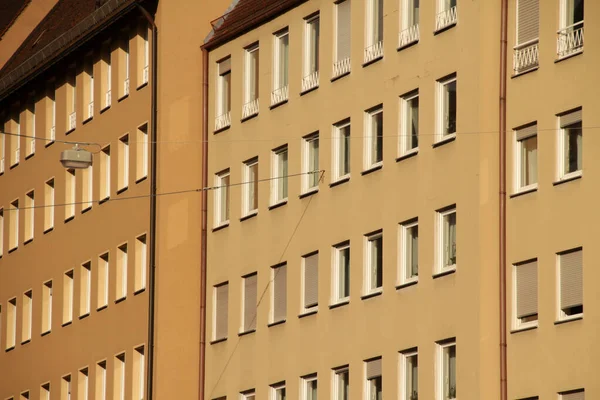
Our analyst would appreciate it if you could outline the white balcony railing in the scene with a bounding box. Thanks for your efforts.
[242,98,260,119]
[29,139,35,155]
[215,111,231,131]
[143,65,149,84]
[513,39,539,74]
[49,126,56,141]
[333,57,351,78]
[557,21,584,59]
[364,40,384,64]
[88,101,94,118]
[69,112,77,131]
[124,78,130,96]
[105,90,112,108]
[301,70,319,92]
[399,24,420,48]
[435,6,458,32]
[271,85,289,106]
[14,148,20,164]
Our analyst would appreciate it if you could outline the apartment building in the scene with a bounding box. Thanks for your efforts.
[203,0,595,399]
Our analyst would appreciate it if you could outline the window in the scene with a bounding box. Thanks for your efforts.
[63,270,74,324]
[119,33,130,98]
[271,146,288,205]
[101,43,112,109]
[9,114,20,167]
[6,298,16,349]
[24,190,34,243]
[116,243,128,301]
[133,346,145,400]
[135,234,147,293]
[302,14,320,92]
[0,127,4,174]
[302,133,320,193]
[334,0,351,78]
[301,374,318,400]
[118,134,129,192]
[9,199,18,251]
[241,273,257,333]
[332,120,351,181]
[242,390,256,400]
[114,353,126,400]
[214,170,230,227]
[302,253,319,313]
[514,0,540,74]
[399,91,419,156]
[80,262,91,317]
[138,24,149,86]
[65,168,75,221]
[436,75,457,141]
[364,106,383,170]
[213,282,229,341]
[400,350,418,400]
[84,55,94,120]
[399,0,420,47]
[364,231,383,295]
[20,392,29,400]
[436,207,456,273]
[513,260,538,330]
[78,368,89,400]
[436,340,456,400]
[558,109,582,180]
[272,29,289,106]
[559,389,585,400]
[100,145,111,201]
[558,248,583,320]
[332,242,350,303]
[557,0,584,58]
[242,158,258,217]
[40,383,51,400]
[61,375,72,400]
[515,123,538,191]
[66,68,76,132]
[271,382,286,400]
[435,0,458,32]
[82,165,93,212]
[95,361,107,400]
[98,253,109,309]
[42,281,53,334]
[44,178,54,232]
[364,0,384,63]
[215,57,231,131]
[399,220,419,285]
[22,290,32,343]
[136,123,148,181]
[24,101,35,158]
[243,44,260,119]
[270,263,287,323]
[46,83,56,142]
[333,366,349,400]
[365,358,382,400]
[0,208,3,256]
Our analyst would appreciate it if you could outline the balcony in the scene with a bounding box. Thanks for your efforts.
[143,65,149,84]
[215,112,231,131]
[301,71,319,93]
[69,112,77,131]
[435,6,458,32]
[270,85,289,107]
[398,24,420,48]
[513,39,539,74]
[332,57,351,79]
[557,21,584,59]
[364,41,383,64]
[242,99,259,120]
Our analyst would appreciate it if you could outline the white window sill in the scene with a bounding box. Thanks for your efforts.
[433,265,456,278]
[299,187,319,199]
[300,306,318,316]
[361,288,383,300]
[397,148,419,162]
[212,221,230,232]
[240,211,258,222]
[361,162,383,176]
[396,277,418,289]
[511,321,538,333]
[330,175,350,188]
[268,199,288,210]
[433,133,456,148]
[555,313,583,325]
[555,170,582,185]
[511,183,538,198]
[329,298,350,309]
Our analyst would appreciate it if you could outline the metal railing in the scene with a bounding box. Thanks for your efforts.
[69,112,77,130]
[105,90,112,108]
[364,41,383,64]
[215,111,231,131]
[242,98,259,119]
[301,71,319,92]
[333,57,351,78]
[435,6,458,31]
[49,126,56,141]
[88,101,94,118]
[513,39,539,74]
[399,24,420,48]
[124,78,130,96]
[143,65,149,84]
[270,85,289,106]
[557,21,584,59]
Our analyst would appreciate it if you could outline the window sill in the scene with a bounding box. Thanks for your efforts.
[361,290,383,301]
[210,337,227,345]
[329,300,350,309]
[396,149,418,162]
[214,125,231,134]
[100,105,111,114]
[268,319,286,327]
[300,85,319,96]
[8,246,18,254]
[432,268,456,279]
[212,223,229,232]
[433,22,457,35]
[136,175,148,184]
[361,164,383,176]
[43,227,54,234]
[511,66,538,79]
[81,206,92,214]
[510,324,538,334]
[238,329,256,337]
[64,215,75,223]
[116,186,128,195]
[134,287,146,295]
[396,280,418,290]
[118,93,129,102]
[97,304,108,312]
[555,50,583,64]
[553,173,582,186]
[99,196,110,205]
[25,153,34,160]
[41,330,51,337]
[137,81,149,91]
[555,315,583,325]
[362,56,383,68]
[5,346,15,352]
[432,134,456,148]
[21,339,31,345]
[331,71,350,83]
[299,189,318,199]
[241,112,258,123]
[240,212,258,222]
[510,186,538,198]
[45,140,55,148]
[329,176,350,188]
[61,321,72,327]
[397,40,419,52]
[270,99,288,110]
[268,200,288,211]
[115,297,127,304]
[10,162,19,170]
[65,127,75,135]
[79,313,90,320]
[298,310,318,319]
[24,238,33,245]
[82,116,93,125]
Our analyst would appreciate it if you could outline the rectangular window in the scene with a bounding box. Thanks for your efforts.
[82,165,93,212]
[364,231,383,294]
[559,389,585,400]
[272,29,290,106]
[47,83,56,142]
[118,134,129,192]
[0,126,4,173]
[213,282,229,341]
[78,368,89,400]
[10,199,19,251]
[301,374,318,400]
[302,14,320,92]
[101,43,112,109]
[63,270,74,324]
[61,375,71,400]
[44,178,54,232]
[271,383,286,400]
[435,0,458,32]
[242,273,257,333]
[215,57,231,131]
[42,281,53,334]
[24,190,34,243]
[84,55,94,121]
[364,106,383,169]
[436,340,456,400]
[136,123,148,181]
[66,68,76,132]
[100,146,111,201]
[119,33,130,98]
[271,146,288,205]
[40,383,51,400]
[436,207,457,273]
[243,44,260,119]
[302,253,319,312]
[302,133,320,193]
[116,243,128,301]
[514,0,540,73]
[98,253,109,309]
[6,298,16,349]
[400,91,419,156]
[436,75,457,140]
[333,366,349,400]
[513,259,538,330]
[270,263,287,323]
[80,262,91,317]
[242,390,256,400]
[138,24,149,86]
[10,114,20,166]
[22,290,32,343]
[515,123,538,191]
[24,101,35,158]
[135,234,147,293]
[214,169,230,227]
[95,361,107,400]
[400,350,418,400]
[333,120,351,181]
[0,208,3,256]
[242,158,258,217]
[558,248,583,320]
[65,168,75,221]
[365,358,382,400]
[399,220,419,285]
[399,0,420,47]
[557,0,583,58]
[333,0,351,78]
[332,242,350,303]
[133,346,145,400]
[364,0,384,63]
[558,108,582,179]
[114,353,126,400]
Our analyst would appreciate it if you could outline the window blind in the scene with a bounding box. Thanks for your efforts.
[366,358,382,379]
[304,254,319,308]
[244,274,257,331]
[215,283,228,339]
[517,0,539,44]
[273,264,287,322]
[516,261,537,318]
[516,123,537,141]
[560,249,583,310]
[561,390,585,400]
[336,0,351,61]
[560,109,582,128]
[218,58,231,76]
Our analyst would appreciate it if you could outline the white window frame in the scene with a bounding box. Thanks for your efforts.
[399,349,418,400]
[363,231,383,295]
[271,146,289,206]
[332,242,351,305]
[332,366,349,400]
[118,134,129,192]
[242,158,259,217]
[0,208,3,256]
[436,340,457,400]
[9,198,19,251]
[271,382,286,400]
[399,0,420,36]
[6,297,17,350]
[302,133,320,194]
[364,106,384,170]
[216,58,232,129]
[269,263,287,324]
[65,168,76,221]
[512,260,539,331]
[273,29,290,94]
[42,280,53,334]
[559,0,584,29]
[302,14,320,91]
[98,252,109,310]
[241,390,256,400]
[301,253,319,314]
[332,120,351,182]
[116,243,128,301]
[100,145,111,201]
[243,43,260,118]
[399,219,419,286]
[365,0,384,49]
[436,75,457,142]
[301,374,318,400]
[63,270,74,325]
[80,261,92,317]
[556,248,584,322]
[557,111,583,181]
[214,169,231,227]
[24,190,34,243]
[514,128,538,193]
[22,289,32,343]
[135,234,147,293]
[435,207,457,275]
[399,91,419,157]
